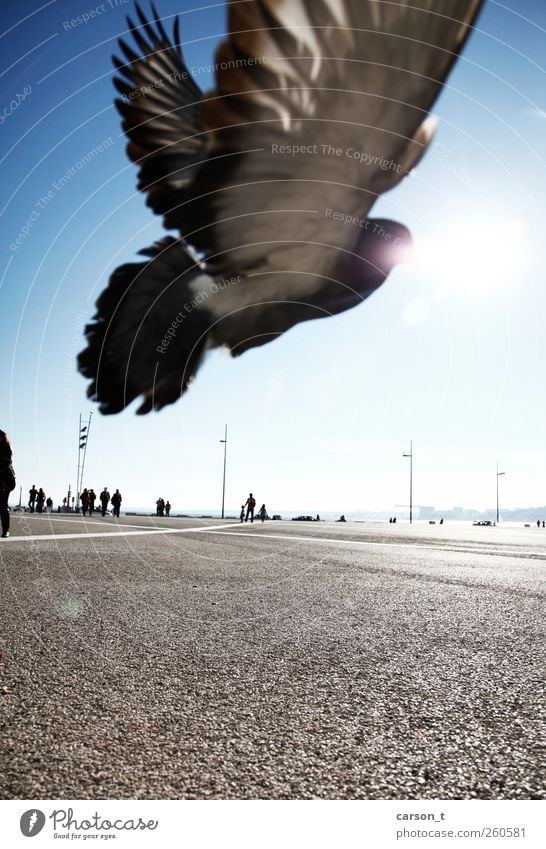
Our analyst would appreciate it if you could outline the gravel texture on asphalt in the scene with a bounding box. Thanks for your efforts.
[0,515,544,799]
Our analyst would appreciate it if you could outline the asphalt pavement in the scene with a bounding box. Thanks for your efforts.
[0,514,543,799]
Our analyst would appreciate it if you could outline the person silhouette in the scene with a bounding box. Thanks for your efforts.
[36,488,46,513]
[111,489,122,518]
[100,487,110,516]
[245,493,256,522]
[28,485,37,513]
[0,430,16,538]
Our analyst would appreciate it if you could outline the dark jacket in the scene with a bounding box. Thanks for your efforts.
[0,443,15,492]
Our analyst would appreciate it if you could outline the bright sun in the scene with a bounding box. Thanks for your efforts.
[414,217,528,291]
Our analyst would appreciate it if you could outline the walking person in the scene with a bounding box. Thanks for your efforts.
[0,430,16,538]
[111,488,122,518]
[240,504,245,523]
[245,493,256,523]
[28,484,37,513]
[88,488,96,515]
[46,497,53,513]
[80,488,89,516]
[165,500,171,517]
[258,504,267,522]
[36,488,46,514]
[100,487,110,516]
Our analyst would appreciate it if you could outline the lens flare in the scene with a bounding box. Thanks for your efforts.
[415,217,528,291]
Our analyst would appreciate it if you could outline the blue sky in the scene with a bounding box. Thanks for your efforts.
[1,0,545,515]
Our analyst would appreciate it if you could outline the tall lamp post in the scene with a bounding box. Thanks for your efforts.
[403,441,413,524]
[220,424,228,519]
[496,463,505,524]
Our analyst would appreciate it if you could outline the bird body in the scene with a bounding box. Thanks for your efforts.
[79,0,484,414]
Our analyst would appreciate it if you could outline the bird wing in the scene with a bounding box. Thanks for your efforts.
[78,239,212,414]
[113,3,207,223]
[186,0,483,297]
[79,0,484,414]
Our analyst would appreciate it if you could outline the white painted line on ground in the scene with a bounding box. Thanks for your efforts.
[2,522,544,559]
[11,515,187,531]
[199,529,546,559]
[0,522,246,543]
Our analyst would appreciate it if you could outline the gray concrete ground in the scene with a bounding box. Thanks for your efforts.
[0,514,544,799]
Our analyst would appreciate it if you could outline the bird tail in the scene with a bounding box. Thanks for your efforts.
[78,238,214,414]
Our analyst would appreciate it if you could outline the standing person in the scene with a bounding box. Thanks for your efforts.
[258,504,267,522]
[36,488,46,513]
[111,489,122,518]
[245,493,256,523]
[165,500,171,517]
[46,497,53,512]
[100,487,110,516]
[80,488,89,516]
[28,484,37,513]
[240,505,245,523]
[88,488,96,515]
[0,431,16,538]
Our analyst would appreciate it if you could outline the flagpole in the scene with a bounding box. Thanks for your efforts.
[76,412,93,511]
[79,412,92,498]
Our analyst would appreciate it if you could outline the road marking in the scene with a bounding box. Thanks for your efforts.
[11,515,187,531]
[199,530,546,559]
[0,522,245,543]
[2,522,544,560]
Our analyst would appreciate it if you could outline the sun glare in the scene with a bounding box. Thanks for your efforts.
[415,217,528,292]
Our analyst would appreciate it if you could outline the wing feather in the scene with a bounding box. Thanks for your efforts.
[113,3,208,222]
[186,0,484,286]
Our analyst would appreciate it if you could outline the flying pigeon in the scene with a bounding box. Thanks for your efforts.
[78,0,484,413]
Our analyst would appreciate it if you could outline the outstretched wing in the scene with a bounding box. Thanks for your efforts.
[79,0,485,414]
[186,0,483,290]
[78,239,213,414]
[113,2,208,223]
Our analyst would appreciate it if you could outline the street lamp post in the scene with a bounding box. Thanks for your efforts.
[403,441,413,524]
[220,424,228,519]
[496,463,505,524]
